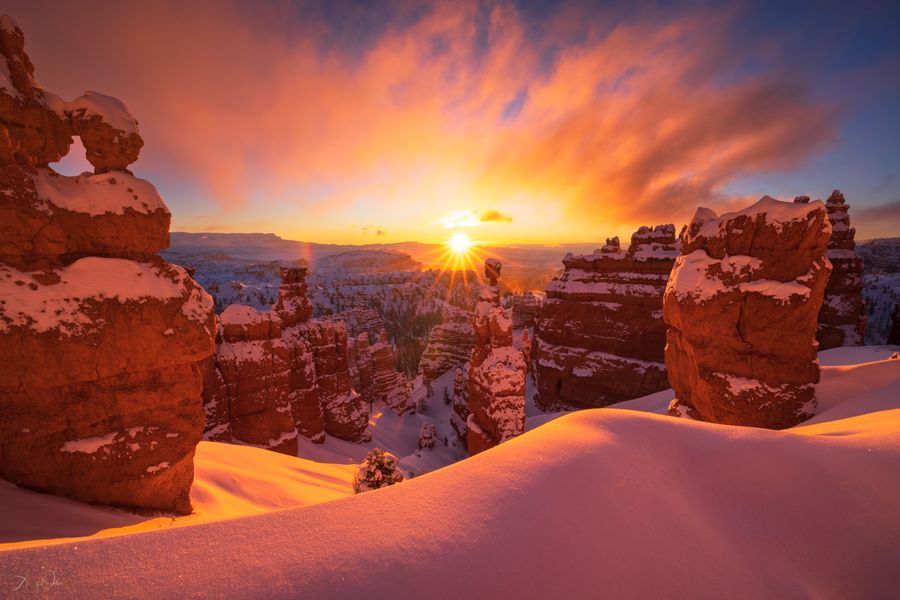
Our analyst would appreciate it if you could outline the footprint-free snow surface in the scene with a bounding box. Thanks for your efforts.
[2,346,899,598]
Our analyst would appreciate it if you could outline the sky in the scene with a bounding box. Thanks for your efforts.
[7,0,900,245]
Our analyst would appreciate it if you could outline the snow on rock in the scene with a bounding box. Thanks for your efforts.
[2,348,899,597]
[665,195,832,428]
[534,224,678,410]
[1,166,171,268]
[0,251,214,513]
[465,259,526,454]
[0,17,215,514]
[203,267,372,451]
[0,16,142,173]
[0,257,206,335]
[65,91,139,135]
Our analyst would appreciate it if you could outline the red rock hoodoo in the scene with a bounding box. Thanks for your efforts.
[0,16,215,514]
[664,196,832,429]
[367,330,411,413]
[202,267,370,451]
[451,363,470,443]
[533,224,678,410]
[418,305,476,383]
[465,259,526,455]
[347,327,410,413]
[794,191,866,349]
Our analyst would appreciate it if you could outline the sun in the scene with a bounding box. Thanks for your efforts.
[448,231,473,255]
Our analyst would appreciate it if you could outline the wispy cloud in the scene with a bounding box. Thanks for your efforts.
[434,209,514,228]
[16,0,842,241]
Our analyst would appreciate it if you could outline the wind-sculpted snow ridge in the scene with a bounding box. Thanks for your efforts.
[203,268,371,449]
[665,195,832,429]
[796,191,866,349]
[1,347,898,598]
[534,224,679,410]
[464,259,526,454]
[0,15,215,514]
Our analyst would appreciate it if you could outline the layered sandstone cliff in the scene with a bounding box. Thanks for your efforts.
[533,224,678,410]
[418,305,476,383]
[795,191,866,349]
[0,16,214,513]
[664,196,832,429]
[465,259,526,455]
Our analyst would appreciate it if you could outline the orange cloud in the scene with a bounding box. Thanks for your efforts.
[12,0,838,242]
[479,210,513,223]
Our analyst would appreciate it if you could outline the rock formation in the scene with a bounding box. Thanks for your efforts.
[664,196,832,429]
[347,332,374,402]
[451,364,470,443]
[511,292,540,329]
[519,328,532,370]
[418,305,476,383]
[305,318,370,441]
[795,191,866,349]
[533,224,679,410]
[368,330,411,413]
[465,259,526,455]
[329,307,385,340]
[0,16,215,513]
[203,268,370,451]
[212,305,299,454]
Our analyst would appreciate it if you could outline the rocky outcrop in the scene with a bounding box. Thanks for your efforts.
[796,191,865,349]
[0,16,215,514]
[347,332,374,402]
[519,328,532,370]
[306,318,370,441]
[533,224,678,410]
[664,196,832,429]
[368,330,411,413]
[213,305,299,455]
[511,292,540,329]
[329,307,385,340]
[418,305,475,383]
[202,268,370,450]
[451,363,470,443]
[465,259,526,455]
[0,15,142,175]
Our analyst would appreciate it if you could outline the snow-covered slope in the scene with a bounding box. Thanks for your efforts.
[2,347,899,598]
[0,442,354,548]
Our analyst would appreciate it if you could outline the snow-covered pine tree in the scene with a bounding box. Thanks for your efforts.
[354,448,404,493]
